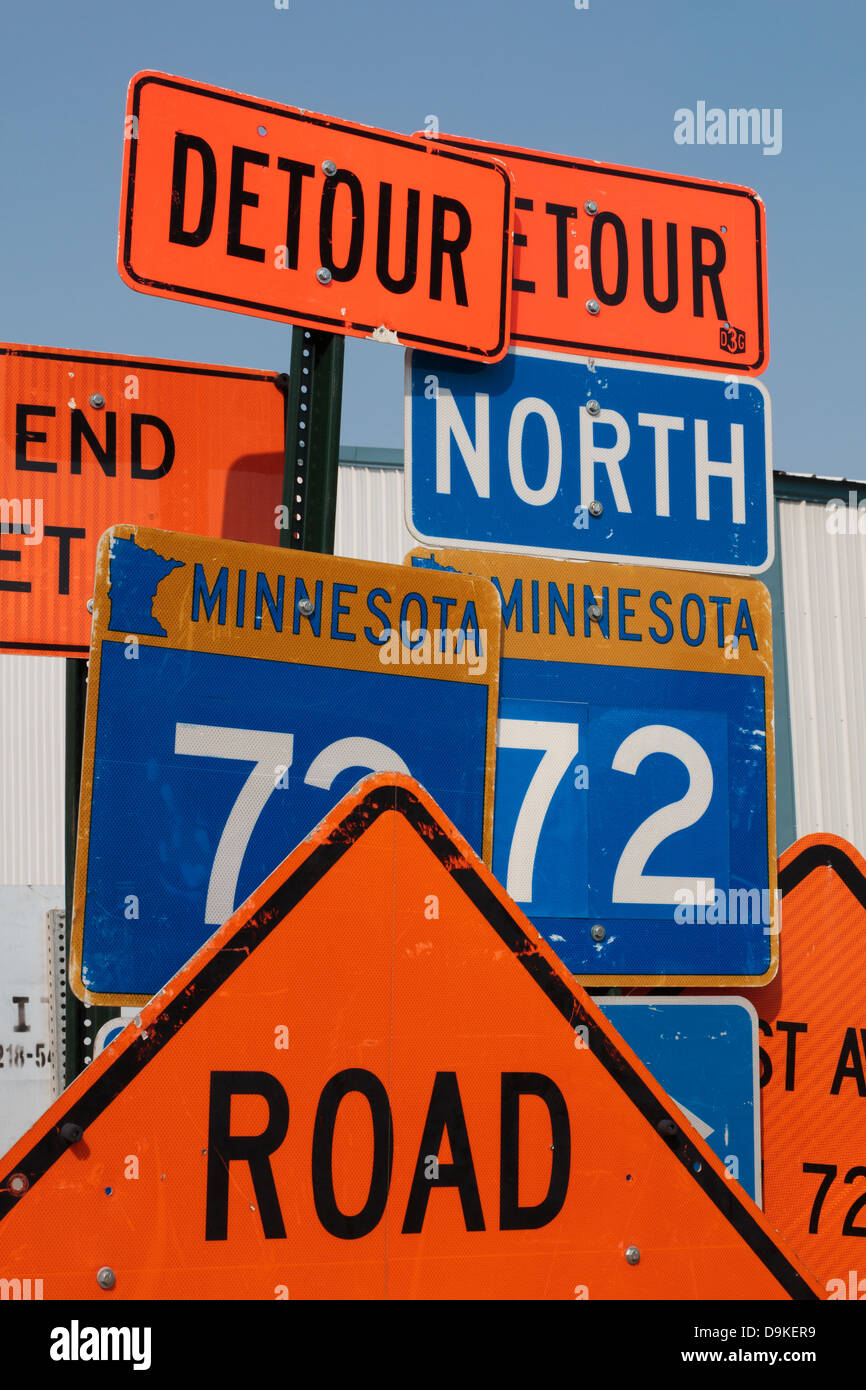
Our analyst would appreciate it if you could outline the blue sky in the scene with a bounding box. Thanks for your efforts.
[1,0,862,472]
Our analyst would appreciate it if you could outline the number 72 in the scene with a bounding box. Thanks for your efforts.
[496,717,716,910]
[174,724,408,925]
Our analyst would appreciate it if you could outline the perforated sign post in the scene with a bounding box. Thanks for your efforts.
[71,528,501,1005]
[0,777,821,1300]
[119,73,514,362]
[410,548,776,986]
[419,131,768,375]
[0,343,286,656]
[405,347,773,574]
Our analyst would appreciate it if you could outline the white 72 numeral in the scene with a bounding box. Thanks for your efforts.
[497,719,581,903]
[175,724,409,925]
[611,724,715,906]
[499,719,717,911]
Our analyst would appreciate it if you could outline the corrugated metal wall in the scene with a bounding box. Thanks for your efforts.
[0,654,65,883]
[778,493,866,847]
[334,462,414,566]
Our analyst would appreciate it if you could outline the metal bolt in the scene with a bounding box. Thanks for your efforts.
[656,1117,678,1138]
[587,604,603,623]
[625,1245,640,1265]
[590,923,606,941]
[316,266,332,285]
[86,599,94,614]
[584,200,598,216]
[89,393,105,409]
[8,1172,28,1196]
[298,598,315,615]
[321,159,337,177]
[586,399,601,416]
[588,500,603,518]
[60,1122,83,1144]
[96,1266,116,1290]
[586,299,600,315]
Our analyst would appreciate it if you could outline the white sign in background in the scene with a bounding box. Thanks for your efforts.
[0,886,62,1153]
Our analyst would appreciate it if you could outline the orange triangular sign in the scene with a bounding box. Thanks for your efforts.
[733,833,866,1297]
[0,776,821,1300]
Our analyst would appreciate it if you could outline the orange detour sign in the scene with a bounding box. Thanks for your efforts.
[0,343,285,655]
[119,74,514,362]
[421,132,768,375]
[0,776,820,1300]
[734,835,866,1299]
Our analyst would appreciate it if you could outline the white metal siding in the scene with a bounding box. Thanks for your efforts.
[0,655,65,884]
[779,496,866,846]
[334,464,415,565]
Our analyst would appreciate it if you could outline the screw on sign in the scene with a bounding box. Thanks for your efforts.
[733,835,866,1299]
[0,777,821,1299]
[417,131,768,375]
[119,73,514,362]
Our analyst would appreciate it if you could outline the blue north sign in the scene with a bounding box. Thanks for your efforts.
[405,347,773,575]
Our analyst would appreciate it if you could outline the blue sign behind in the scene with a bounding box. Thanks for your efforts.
[406,347,772,574]
[597,997,761,1203]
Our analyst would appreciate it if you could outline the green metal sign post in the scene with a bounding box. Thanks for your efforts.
[281,326,345,554]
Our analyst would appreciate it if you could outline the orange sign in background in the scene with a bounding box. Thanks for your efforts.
[427,132,768,375]
[119,74,514,362]
[736,835,866,1299]
[0,344,286,655]
[0,776,821,1299]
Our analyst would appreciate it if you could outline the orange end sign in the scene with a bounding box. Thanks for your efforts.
[119,74,514,362]
[735,835,866,1298]
[426,132,768,375]
[0,776,820,1299]
[0,344,285,656]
